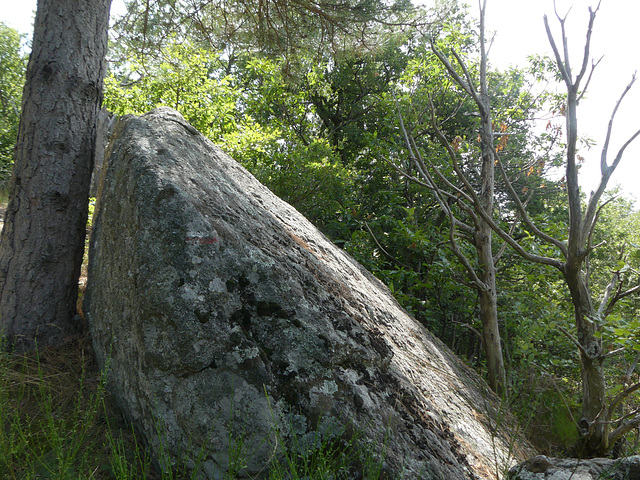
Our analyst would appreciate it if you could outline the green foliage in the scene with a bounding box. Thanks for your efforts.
[110,0,414,64]
[0,341,118,479]
[236,55,361,236]
[513,378,579,456]
[104,41,266,145]
[0,23,27,181]
[104,45,359,238]
[267,408,386,480]
[33,0,640,457]
[344,203,480,360]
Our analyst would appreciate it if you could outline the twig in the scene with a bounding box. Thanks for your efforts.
[558,325,590,358]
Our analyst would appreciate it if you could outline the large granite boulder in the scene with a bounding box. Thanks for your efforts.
[508,455,640,479]
[84,108,533,479]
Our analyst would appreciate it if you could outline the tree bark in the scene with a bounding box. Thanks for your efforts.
[476,70,506,395]
[475,151,506,395]
[477,263,505,395]
[563,265,607,455]
[0,0,112,351]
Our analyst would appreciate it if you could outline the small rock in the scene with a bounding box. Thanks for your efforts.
[509,455,640,480]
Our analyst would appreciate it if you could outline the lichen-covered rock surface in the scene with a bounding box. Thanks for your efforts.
[85,107,533,479]
[508,455,640,479]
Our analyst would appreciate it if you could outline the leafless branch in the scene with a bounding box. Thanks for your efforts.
[602,347,626,359]
[559,325,591,358]
[609,415,640,447]
[582,74,640,242]
[626,352,640,380]
[577,55,603,103]
[609,381,640,419]
[544,14,570,85]
[494,152,569,256]
[392,95,476,235]
[429,43,483,110]
[424,96,483,207]
[395,96,473,211]
[394,93,489,290]
[604,283,640,319]
[493,189,534,265]
[585,196,617,265]
[362,221,412,270]
[452,320,483,340]
[600,73,637,175]
[574,4,600,86]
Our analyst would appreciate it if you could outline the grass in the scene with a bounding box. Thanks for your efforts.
[0,337,145,480]
[0,337,387,479]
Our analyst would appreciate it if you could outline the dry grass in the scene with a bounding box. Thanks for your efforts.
[0,336,154,479]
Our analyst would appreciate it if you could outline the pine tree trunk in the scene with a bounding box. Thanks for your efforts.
[0,0,112,351]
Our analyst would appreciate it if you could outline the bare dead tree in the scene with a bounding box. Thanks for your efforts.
[394,3,640,452]
[405,0,640,456]
[393,0,507,396]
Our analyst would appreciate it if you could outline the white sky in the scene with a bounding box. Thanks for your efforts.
[1,0,638,203]
[476,0,640,204]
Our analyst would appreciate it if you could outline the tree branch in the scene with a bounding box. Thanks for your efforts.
[574,3,600,87]
[493,189,534,265]
[608,380,640,430]
[558,325,591,358]
[394,94,487,290]
[429,42,483,110]
[577,55,603,103]
[362,221,412,270]
[392,95,476,235]
[583,73,640,242]
[609,415,640,448]
[544,13,571,86]
[584,197,617,270]
[604,283,640,319]
[494,151,568,257]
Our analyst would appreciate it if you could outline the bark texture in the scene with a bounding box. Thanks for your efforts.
[0,0,112,350]
[476,94,505,396]
[84,108,533,479]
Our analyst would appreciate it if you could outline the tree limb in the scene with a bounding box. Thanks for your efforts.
[574,3,600,87]
[362,221,412,270]
[577,55,603,103]
[604,283,640,319]
[608,415,640,448]
[609,381,640,420]
[544,13,571,86]
[429,42,483,110]
[583,73,639,243]
[494,151,568,256]
[558,325,591,358]
[493,188,534,265]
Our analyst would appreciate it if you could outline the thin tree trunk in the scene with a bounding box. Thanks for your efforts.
[0,0,112,351]
[477,233,505,396]
[565,265,607,456]
[476,108,505,396]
